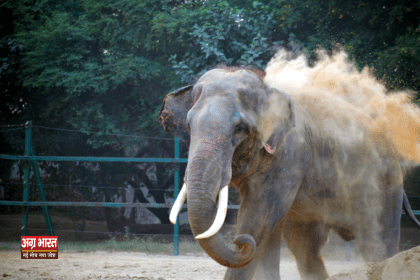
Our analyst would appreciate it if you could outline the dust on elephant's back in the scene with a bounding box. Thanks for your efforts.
[264,49,420,163]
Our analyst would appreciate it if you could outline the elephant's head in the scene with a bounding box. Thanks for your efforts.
[158,69,295,268]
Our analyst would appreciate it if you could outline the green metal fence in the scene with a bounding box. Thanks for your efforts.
[0,121,193,255]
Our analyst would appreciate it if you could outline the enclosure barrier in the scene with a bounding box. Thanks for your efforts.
[0,122,418,258]
[0,121,241,256]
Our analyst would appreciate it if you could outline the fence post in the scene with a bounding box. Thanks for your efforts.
[29,145,54,236]
[21,121,32,236]
[173,137,180,256]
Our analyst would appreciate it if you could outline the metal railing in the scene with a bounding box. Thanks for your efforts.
[0,121,194,255]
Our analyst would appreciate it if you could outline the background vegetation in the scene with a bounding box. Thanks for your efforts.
[1,0,419,230]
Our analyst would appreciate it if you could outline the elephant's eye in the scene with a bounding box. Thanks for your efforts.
[234,123,248,134]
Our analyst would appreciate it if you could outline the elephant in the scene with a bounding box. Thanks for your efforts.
[158,66,420,280]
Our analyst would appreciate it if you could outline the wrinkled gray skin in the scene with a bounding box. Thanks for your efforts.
[158,69,419,280]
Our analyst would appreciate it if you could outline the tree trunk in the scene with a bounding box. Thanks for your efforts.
[129,179,171,224]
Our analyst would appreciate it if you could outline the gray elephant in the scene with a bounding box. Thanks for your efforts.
[158,67,420,280]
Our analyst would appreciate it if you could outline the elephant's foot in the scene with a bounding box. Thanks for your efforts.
[296,263,329,280]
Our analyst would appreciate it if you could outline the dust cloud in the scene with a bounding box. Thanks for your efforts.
[264,49,420,163]
[262,49,420,260]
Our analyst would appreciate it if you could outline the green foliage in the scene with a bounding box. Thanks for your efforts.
[2,0,187,145]
[1,0,191,224]
[170,1,282,83]
[273,0,420,93]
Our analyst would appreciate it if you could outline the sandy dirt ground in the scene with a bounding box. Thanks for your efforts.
[0,250,365,280]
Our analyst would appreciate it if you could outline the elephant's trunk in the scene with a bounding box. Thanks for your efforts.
[185,148,256,268]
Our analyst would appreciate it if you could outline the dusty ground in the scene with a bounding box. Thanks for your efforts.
[0,250,366,280]
[1,213,419,279]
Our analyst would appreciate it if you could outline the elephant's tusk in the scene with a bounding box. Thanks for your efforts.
[195,185,229,239]
[169,183,187,224]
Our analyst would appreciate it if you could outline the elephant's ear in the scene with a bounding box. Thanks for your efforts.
[259,88,295,155]
[158,85,194,144]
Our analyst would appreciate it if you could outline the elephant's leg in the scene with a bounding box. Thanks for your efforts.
[355,188,403,262]
[282,215,330,280]
[253,223,283,280]
[224,218,282,280]
[224,167,303,280]
[224,252,259,280]
[224,198,291,280]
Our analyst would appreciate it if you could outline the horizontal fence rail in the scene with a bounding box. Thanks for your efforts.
[0,199,414,213]
[1,154,417,166]
[0,154,188,163]
[0,201,240,209]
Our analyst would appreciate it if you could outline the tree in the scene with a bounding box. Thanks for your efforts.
[170,1,283,83]
[1,0,193,226]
